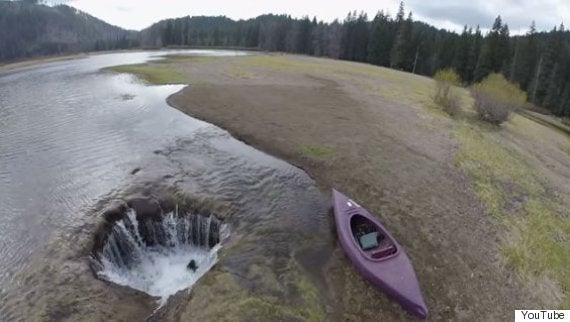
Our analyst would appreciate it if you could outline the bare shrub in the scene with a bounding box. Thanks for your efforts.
[433,68,462,116]
[471,73,526,125]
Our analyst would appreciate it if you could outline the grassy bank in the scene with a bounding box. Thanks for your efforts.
[454,119,570,307]
[103,55,223,84]
[518,109,570,137]
[167,263,325,321]
[103,63,184,84]
[104,53,569,318]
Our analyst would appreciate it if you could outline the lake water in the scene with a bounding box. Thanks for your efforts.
[0,50,328,318]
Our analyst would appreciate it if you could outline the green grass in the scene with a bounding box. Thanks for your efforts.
[301,145,334,157]
[454,120,570,308]
[187,259,325,321]
[519,110,570,137]
[243,55,319,72]
[241,55,457,120]
[225,66,255,79]
[103,63,186,85]
[159,54,216,62]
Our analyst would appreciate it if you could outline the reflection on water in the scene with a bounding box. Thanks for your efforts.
[0,50,328,318]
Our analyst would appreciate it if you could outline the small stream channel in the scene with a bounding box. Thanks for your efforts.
[0,50,330,320]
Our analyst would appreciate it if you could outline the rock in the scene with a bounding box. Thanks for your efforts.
[127,197,162,221]
[187,260,198,272]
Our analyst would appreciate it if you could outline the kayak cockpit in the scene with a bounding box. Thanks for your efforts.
[350,214,397,260]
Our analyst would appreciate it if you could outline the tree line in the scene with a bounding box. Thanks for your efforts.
[0,1,139,61]
[2,1,569,116]
[142,2,570,117]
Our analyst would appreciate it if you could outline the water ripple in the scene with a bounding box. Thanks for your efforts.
[0,50,327,320]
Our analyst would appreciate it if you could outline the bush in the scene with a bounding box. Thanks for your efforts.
[471,73,527,125]
[433,68,462,116]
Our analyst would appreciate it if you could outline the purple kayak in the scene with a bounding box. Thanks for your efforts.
[332,189,428,319]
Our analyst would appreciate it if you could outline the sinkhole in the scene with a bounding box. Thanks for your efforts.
[90,198,228,302]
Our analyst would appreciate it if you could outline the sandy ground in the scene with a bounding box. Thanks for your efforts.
[146,56,570,321]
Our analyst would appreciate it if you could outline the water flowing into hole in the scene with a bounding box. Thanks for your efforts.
[91,206,227,302]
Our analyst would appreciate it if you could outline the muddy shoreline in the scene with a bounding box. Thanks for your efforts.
[160,55,540,320]
[5,52,567,321]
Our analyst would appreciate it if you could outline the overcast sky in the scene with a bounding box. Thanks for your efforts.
[62,0,568,34]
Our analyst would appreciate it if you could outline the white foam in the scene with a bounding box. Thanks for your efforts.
[97,209,224,304]
[99,243,220,303]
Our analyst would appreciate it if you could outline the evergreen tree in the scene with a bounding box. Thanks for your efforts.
[558,83,570,116]
[390,5,412,69]
[530,26,561,106]
[453,26,471,82]
[353,12,370,62]
[311,19,326,56]
[6,1,570,117]
[474,16,510,81]
[367,11,392,66]
[295,17,313,54]
[498,23,511,73]
[245,23,259,47]
[465,26,482,83]
[514,21,538,91]
[326,19,343,58]
[542,24,568,111]
[395,1,405,24]
[340,11,355,60]
[402,12,415,70]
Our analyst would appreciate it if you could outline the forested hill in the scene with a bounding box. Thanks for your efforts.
[0,1,138,61]
[2,1,569,116]
[141,5,570,117]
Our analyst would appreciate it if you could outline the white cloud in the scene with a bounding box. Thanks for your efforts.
[61,0,567,34]
[64,0,399,30]
[408,0,568,34]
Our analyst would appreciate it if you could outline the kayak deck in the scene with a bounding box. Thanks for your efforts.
[332,189,429,320]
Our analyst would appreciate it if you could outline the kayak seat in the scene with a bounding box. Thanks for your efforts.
[359,232,379,250]
[371,245,397,259]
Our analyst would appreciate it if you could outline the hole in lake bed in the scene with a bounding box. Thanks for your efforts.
[90,199,228,302]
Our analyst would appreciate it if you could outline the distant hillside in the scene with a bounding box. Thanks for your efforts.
[0,1,139,61]
[140,15,252,49]
[2,2,570,116]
